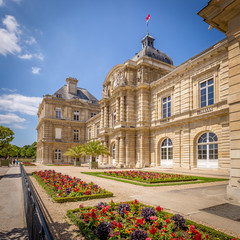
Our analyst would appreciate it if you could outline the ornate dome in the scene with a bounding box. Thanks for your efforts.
[131,34,173,65]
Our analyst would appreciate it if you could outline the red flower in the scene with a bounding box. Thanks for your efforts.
[156,206,163,212]
[190,225,196,232]
[166,218,170,223]
[149,225,157,235]
[117,222,123,229]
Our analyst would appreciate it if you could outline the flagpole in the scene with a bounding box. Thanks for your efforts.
[147,21,149,35]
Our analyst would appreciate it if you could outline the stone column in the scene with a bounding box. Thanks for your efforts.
[120,96,125,122]
[104,106,108,128]
[115,138,119,166]
[227,30,240,202]
[100,107,104,129]
[116,98,120,122]
[125,132,136,168]
[174,130,182,168]
[181,129,191,169]
[119,137,125,167]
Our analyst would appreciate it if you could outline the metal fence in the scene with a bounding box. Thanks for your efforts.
[20,163,53,240]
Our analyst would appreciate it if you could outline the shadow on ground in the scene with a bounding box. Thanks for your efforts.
[201,203,240,221]
[2,173,21,179]
[0,228,28,240]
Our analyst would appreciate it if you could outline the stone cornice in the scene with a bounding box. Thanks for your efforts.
[36,117,86,130]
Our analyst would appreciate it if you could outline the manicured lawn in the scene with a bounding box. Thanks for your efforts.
[67,200,238,240]
[33,170,113,203]
[82,171,228,187]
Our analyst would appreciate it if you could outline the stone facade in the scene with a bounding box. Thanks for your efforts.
[94,38,230,171]
[37,0,240,201]
[36,77,100,163]
[198,0,240,202]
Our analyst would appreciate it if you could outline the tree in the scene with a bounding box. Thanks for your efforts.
[0,143,11,159]
[81,140,110,168]
[64,145,84,159]
[0,125,14,152]
[9,145,20,158]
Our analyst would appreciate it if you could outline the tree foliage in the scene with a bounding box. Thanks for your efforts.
[64,141,110,163]
[81,140,110,162]
[64,146,84,160]
[0,126,36,159]
[0,125,14,150]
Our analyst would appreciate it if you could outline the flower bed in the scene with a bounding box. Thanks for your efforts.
[103,171,197,183]
[67,200,237,240]
[33,170,113,203]
[22,161,36,166]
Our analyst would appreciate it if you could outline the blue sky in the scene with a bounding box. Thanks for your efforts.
[0,0,225,147]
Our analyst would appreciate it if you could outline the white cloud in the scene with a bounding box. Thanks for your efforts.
[0,113,26,129]
[18,53,33,59]
[0,0,4,7]
[18,53,44,61]
[0,15,21,56]
[0,94,42,116]
[3,15,19,33]
[35,53,44,60]
[1,88,17,93]
[25,36,36,45]
[32,67,41,74]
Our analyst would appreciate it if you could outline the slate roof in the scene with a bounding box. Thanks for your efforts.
[53,85,98,103]
[132,46,173,65]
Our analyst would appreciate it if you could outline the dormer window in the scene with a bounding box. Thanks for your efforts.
[91,112,96,118]
[56,94,62,98]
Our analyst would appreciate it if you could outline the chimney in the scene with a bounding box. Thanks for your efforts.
[66,77,78,95]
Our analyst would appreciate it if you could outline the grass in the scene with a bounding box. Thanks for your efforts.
[81,171,228,187]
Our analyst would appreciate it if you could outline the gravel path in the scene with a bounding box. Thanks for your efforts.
[24,164,240,240]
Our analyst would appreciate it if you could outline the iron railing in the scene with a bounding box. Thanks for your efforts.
[20,163,53,240]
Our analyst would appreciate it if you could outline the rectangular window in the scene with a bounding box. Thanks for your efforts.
[200,78,214,108]
[55,128,62,139]
[88,128,91,140]
[162,96,171,118]
[97,125,100,135]
[56,108,62,119]
[91,112,96,118]
[74,110,79,121]
[112,110,116,127]
[74,129,79,142]
[54,149,61,160]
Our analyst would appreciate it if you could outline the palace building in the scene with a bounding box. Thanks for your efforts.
[37,0,240,201]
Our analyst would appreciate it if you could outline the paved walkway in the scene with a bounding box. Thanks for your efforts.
[0,165,28,239]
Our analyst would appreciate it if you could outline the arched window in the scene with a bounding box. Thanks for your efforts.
[197,132,218,168]
[112,144,116,165]
[160,138,173,167]
[54,149,61,161]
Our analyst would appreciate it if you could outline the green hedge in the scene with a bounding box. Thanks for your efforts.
[32,173,113,203]
[67,209,98,240]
